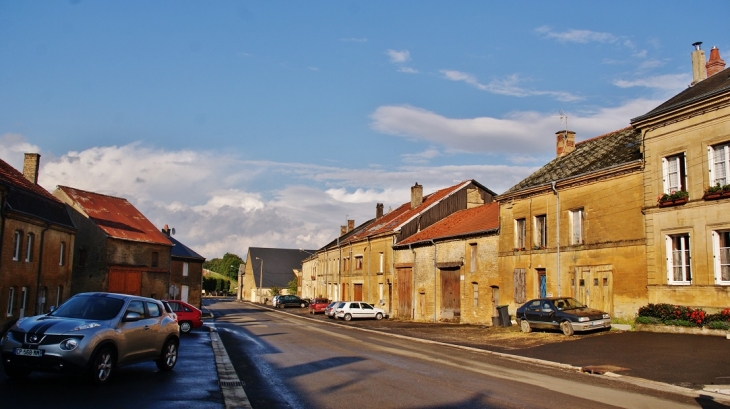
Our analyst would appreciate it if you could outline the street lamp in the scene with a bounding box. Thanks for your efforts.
[255,257,264,303]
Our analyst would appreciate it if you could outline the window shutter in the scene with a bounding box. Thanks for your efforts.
[665,236,673,283]
[662,157,669,194]
[709,146,714,184]
[682,153,688,192]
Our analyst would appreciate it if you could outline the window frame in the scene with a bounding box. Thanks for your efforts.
[13,230,22,261]
[515,218,526,249]
[570,208,584,245]
[662,153,688,194]
[713,230,730,285]
[183,262,189,277]
[6,287,15,317]
[25,233,34,262]
[709,143,730,187]
[469,243,478,273]
[666,233,692,285]
[354,255,363,270]
[151,251,159,268]
[534,214,547,248]
[59,241,66,266]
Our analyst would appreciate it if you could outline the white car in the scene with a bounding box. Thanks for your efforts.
[334,301,387,321]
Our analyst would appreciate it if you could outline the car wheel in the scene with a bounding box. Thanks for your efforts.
[328,314,334,319]
[179,321,192,333]
[520,319,532,333]
[3,364,31,380]
[375,312,383,320]
[156,338,179,371]
[560,321,574,337]
[89,346,114,385]
[300,303,306,308]
[344,313,352,321]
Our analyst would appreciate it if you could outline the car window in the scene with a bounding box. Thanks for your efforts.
[183,305,192,312]
[350,303,360,309]
[562,298,586,310]
[362,303,373,310]
[127,300,146,317]
[542,301,552,310]
[147,302,162,317]
[528,300,541,308]
[337,302,345,308]
[168,302,180,312]
[52,295,125,320]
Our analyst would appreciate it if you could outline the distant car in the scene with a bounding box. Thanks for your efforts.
[308,298,330,314]
[276,295,309,308]
[516,297,611,336]
[324,301,339,319]
[271,295,281,307]
[1,292,179,384]
[334,301,386,321]
[165,300,204,333]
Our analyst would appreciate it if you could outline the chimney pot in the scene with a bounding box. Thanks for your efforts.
[707,46,726,77]
[556,131,576,158]
[22,153,41,184]
[376,203,384,219]
[410,183,423,209]
[347,219,354,232]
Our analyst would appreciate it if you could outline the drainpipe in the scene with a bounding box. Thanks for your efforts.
[431,239,437,323]
[0,189,8,289]
[366,237,371,303]
[34,223,50,315]
[409,242,415,320]
[551,181,561,296]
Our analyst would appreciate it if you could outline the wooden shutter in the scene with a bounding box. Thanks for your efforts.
[513,268,526,304]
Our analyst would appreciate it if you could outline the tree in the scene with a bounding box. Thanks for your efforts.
[269,286,281,297]
[204,252,244,280]
[287,278,298,296]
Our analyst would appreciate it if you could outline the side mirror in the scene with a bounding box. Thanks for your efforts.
[123,311,142,322]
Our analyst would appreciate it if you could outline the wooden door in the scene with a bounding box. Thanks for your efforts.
[440,269,460,320]
[108,268,142,295]
[353,283,363,301]
[396,267,412,319]
[572,265,613,314]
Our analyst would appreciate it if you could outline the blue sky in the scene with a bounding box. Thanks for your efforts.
[1,1,728,258]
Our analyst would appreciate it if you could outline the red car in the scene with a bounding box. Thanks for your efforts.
[165,300,204,333]
[309,298,330,314]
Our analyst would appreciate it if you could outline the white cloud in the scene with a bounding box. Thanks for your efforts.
[440,70,582,102]
[0,133,41,170]
[613,73,690,90]
[401,148,441,164]
[341,38,367,43]
[386,49,411,64]
[398,67,419,74]
[535,26,619,44]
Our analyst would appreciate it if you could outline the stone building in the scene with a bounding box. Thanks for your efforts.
[161,225,205,308]
[53,186,173,299]
[393,203,499,324]
[0,154,76,330]
[497,127,648,319]
[241,247,314,303]
[631,43,730,310]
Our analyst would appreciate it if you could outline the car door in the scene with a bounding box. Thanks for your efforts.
[360,303,376,318]
[348,302,361,318]
[523,300,543,325]
[118,300,158,363]
[537,300,559,328]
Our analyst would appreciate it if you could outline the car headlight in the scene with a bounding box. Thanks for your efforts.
[578,317,589,322]
[72,323,100,331]
[60,338,79,351]
[603,313,610,319]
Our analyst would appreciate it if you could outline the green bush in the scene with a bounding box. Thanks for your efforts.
[708,321,730,330]
[636,316,659,325]
[637,304,730,328]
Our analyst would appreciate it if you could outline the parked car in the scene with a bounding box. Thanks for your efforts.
[324,301,339,319]
[515,297,611,336]
[164,300,204,333]
[334,301,387,321]
[0,292,180,384]
[271,295,281,307]
[308,298,330,314]
[276,295,309,308]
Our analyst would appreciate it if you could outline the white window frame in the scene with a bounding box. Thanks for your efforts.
[662,153,688,194]
[534,214,547,247]
[183,262,189,277]
[666,233,692,285]
[515,218,526,249]
[25,233,34,262]
[13,230,21,261]
[570,208,584,245]
[19,286,28,318]
[713,230,730,285]
[709,143,730,187]
[6,287,15,316]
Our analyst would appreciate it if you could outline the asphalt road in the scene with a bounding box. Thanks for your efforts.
[0,328,224,409]
[206,298,720,409]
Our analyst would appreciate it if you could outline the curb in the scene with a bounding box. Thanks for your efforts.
[207,323,252,409]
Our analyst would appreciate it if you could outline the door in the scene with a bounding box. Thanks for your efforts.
[181,285,189,303]
[396,267,413,319]
[440,269,460,320]
[108,268,142,295]
[537,269,547,298]
[353,283,363,301]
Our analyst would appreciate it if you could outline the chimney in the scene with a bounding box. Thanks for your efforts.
[410,183,423,209]
[691,42,707,85]
[376,203,384,219]
[162,224,171,236]
[347,219,354,232]
[556,130,576,158]
[340,225,347,236]
[23,153,40,184]
[706,46,726,77]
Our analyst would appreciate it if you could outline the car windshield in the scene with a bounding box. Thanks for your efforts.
[52,295,125,320]
[555,298,586,310]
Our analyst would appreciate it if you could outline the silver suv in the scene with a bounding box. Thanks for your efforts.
[1,292,180,384]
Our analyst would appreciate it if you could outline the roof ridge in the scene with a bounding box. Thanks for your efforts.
[575,125,633,147]
[58,185,130,202]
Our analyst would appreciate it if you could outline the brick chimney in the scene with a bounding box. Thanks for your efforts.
[347,219,354,232]
[376,203,384,219]
[161,224,171,236]
[691,42,708,85]
[23,153,41,184]
[556,130,576,158]
[410,183,423,209]
[706,46,726,77]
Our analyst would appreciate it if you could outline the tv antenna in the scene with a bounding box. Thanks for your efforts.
[552,109,568,133]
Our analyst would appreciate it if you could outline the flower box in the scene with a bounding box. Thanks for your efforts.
[703,191,730,200]
[658,198,688,207]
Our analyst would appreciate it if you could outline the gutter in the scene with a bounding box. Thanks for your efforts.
[551,181,561,297]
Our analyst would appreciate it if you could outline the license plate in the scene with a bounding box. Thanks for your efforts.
[14,348,43,357]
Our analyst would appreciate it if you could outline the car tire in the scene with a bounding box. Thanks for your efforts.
[156,338,179,371]
[3,364,31,380]
[300,303,306,308]
[375,312,383,320]
[89,346,114,385]
[179,321,192,333]
[520,319,532,333]
[560,321,574,337]
[344,313,352,321]
[328,314,334,319]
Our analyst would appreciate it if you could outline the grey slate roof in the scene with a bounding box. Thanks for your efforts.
[167,234,205,261]
[632,67,730,123]
[249,247,316,289]
[500,127,642,196]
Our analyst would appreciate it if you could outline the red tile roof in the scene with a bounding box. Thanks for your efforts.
[340,180,477,245]
[396,202,499,246]
[57,186,172,246]
[0,158,60,202]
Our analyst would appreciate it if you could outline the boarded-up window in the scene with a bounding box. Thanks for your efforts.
[513,268,526,304]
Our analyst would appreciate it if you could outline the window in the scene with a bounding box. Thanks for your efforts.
[662,153,687,194]
[713,230,730,284]
[13,230,21,261]
[19,287,28,318]
[666,233,692,284]
[146,302,161,318]
[25,233,34,262]
[570,208,584,245]
[6,288,15,316]
[183,262,189,277]
[151,251,159,268]
[534,215,547,248]
[379,252,384,273]
[469,243,477,272]
[515,218,526,249]
[78,249,88,267]
[59,241,66,266]
[355,256,363,270]
[472,283,479,308]
[710,143,730,187]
